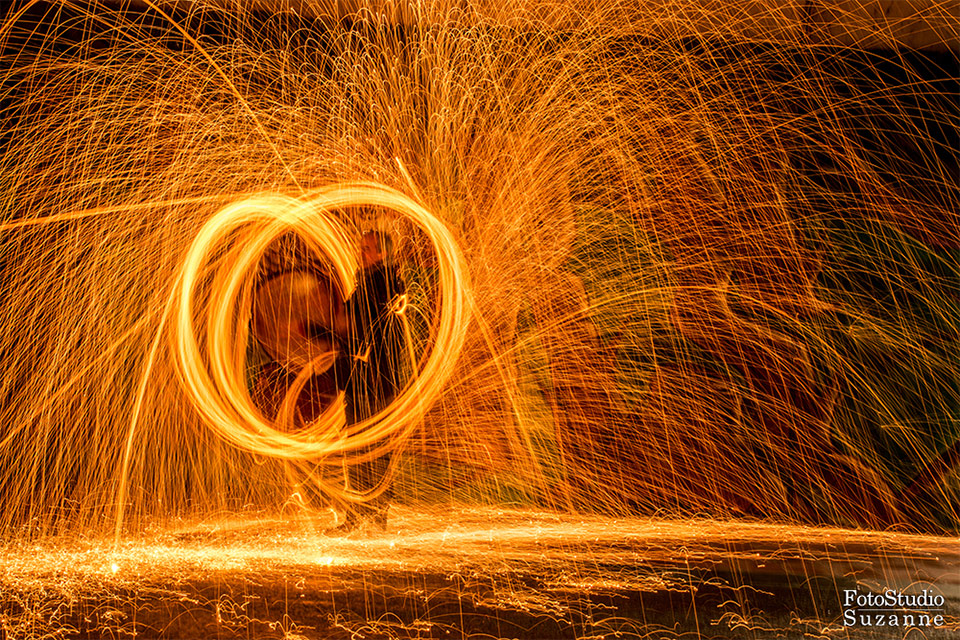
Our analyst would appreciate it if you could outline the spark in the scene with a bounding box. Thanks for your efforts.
[0,0,957,635]
[1,508,957,638]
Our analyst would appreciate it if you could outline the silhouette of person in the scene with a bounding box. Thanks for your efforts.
[329,230,408,533]
[249,233,344,427]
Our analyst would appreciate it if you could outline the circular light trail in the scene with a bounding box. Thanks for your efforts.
[174,183,470,463]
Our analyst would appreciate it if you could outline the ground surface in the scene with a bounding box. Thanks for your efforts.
[1,507,957,639]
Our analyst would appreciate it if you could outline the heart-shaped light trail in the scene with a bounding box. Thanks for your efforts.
[174,183,470,465]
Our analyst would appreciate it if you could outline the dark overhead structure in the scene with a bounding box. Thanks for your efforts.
[86,0,958,51]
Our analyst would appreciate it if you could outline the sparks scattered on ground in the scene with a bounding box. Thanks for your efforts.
[2,508,958,639]
[0,3,957,638]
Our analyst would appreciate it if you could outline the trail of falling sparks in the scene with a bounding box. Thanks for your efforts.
[0,0,957,541]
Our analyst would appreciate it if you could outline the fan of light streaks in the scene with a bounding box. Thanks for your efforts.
[0,0,957,540]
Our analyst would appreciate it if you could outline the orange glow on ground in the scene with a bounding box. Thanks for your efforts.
[2,508,957,639]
